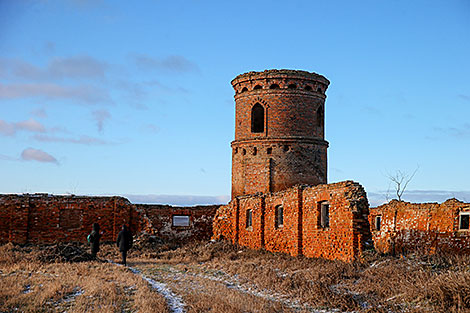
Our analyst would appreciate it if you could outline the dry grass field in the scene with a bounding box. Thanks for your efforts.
[1,239,470,313]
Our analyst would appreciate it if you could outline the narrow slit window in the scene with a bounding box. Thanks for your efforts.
[459,213,470,230]
[375,216,381,231]
[275,205,284,228]
[267,147,272,154]
[319,202,329,228]
[253,147,257,155]
[251,103,264,133]
[317,87,322,93]
[316,106,324,127]
[246,209,252,228]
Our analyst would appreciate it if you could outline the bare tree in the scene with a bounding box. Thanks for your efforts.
[387,167,419,201]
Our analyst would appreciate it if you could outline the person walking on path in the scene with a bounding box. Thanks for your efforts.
[88,223,102,259]
[116,224,133,265]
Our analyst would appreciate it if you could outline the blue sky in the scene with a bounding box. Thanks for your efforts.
[1,0,469,206]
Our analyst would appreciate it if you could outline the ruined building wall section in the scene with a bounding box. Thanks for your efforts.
[369,199,470,254]
[135,204,218,241]
[213,181,371,262]
[0,194,219,244]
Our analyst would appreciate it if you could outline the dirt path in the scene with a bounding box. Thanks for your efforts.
[132,262,328,313]
[109,260,186,313]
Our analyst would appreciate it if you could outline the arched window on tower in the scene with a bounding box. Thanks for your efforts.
[316,106,324,127]
[251,103,264,133]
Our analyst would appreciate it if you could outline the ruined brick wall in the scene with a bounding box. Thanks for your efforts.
[0,194,137,244]
[213,181,371,262]
[135,204,218,241]
[0,194,218,244]
[231,70,330,198]
[369,199,470,254]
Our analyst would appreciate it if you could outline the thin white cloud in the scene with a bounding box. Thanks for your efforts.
[141,123,160,134]
[92,109,111,132]
[131,54,199,73]
[2,56,108,81]
[0,83,112,104]
[433,123,470,139]
[458,94,470,102]
[21,148,58,164]
[125,194,230,206]
[15,118,46,133]
[33,134,111,145]
[0,118,46,136]
[30,108,47,118]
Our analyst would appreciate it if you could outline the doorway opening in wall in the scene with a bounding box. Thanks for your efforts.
[275,205,283,229]
[318,202,329,228]
[246,209,252,229]
[459,212,469,230]
[375,216,382,231]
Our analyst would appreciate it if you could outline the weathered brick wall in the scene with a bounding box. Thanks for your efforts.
[369,199,470,254]
[0,194,136,244]
[135,204,218,241]
[231,70,330,198]
[213,181,371,262]
[0,194,218,244]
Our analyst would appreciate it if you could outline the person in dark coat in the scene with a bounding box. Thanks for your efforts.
[116,224,133,265]
[88,223,102,259]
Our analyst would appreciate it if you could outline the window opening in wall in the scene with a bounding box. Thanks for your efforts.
[242,148,246,155]
[459,212,470,230]
[304,85,312,91]
[241,87,248,93]
[253,147,257,155]
[251,103,264,133]
[246,209,252,228]
[317,87,322,93]
[173,215,190,227]
[253,85,262,90]
[234,147,238,154]
[288,83,297,89]
[375,216,382,231]
[275,205,284,228]
[319,202,329,228]
[316,106,324,127]
[283,145,289,152]
[269,84,279,89]
[267,147,272,154]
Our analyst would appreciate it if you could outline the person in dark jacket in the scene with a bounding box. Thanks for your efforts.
[88,223,102,259]
[116,224,133,265]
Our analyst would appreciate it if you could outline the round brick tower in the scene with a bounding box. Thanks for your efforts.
[231,69,330,198]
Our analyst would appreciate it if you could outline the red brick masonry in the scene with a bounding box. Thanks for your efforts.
[369,199,470,254]
[212,181,371,262]
[0,194,218,244]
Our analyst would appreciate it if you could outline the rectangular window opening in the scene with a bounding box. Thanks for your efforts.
[275,205,283,229]
[459,213,470,230]
[375,216,382,231]
[246,209,252,228]
[172,215,190,227]
[319,202,329,228]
